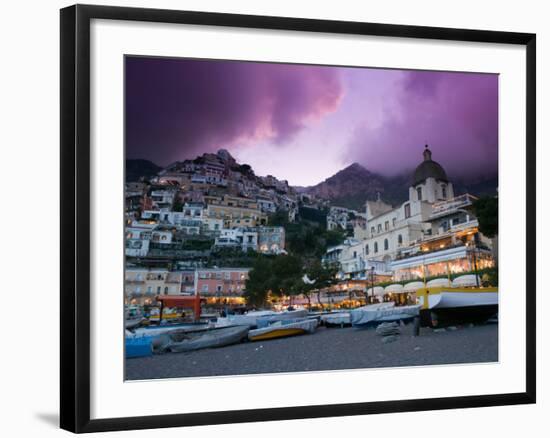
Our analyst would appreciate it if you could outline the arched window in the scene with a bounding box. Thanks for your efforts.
[384,239,389,250]
[398,234,403,246]
[374,242,378,253]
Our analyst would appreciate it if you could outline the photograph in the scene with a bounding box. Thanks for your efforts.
[123,56,499,381]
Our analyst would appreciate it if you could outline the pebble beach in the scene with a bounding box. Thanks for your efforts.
[125,322,498,381]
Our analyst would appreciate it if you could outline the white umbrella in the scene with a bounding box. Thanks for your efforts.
[384,284,404,294]
[452,274,481,287]
[366,286,385,297]
[426,278,451,287]
[403,281,425,293]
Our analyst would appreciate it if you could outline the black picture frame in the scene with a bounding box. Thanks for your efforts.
[60,4,536,433]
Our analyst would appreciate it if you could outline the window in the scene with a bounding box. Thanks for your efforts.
[353,251,357,258]
[157,286,161,294]
[365,244,369,255]
[441,184,447,199]
[374,242,378,253]
[384,239,389,250]
[371,226,375,235]
[216,285,222,293]
[385,221,389,231]
[164,287,168,294]
[147,286,152,294]
[392,218,396,227]
[377,224,382,233]
[404,203,411,218]
[416,187,422,201]
[398,234,403,246]
[201,284,209,293]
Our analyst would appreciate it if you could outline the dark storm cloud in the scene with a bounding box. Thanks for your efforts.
[125,57,343,165]
[347,70,498,178]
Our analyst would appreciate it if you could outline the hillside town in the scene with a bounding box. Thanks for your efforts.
[125,146,497,316]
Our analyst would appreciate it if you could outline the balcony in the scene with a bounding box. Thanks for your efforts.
[430,194,478,219]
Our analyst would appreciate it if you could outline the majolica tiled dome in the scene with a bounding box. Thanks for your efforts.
[413,145,448,186]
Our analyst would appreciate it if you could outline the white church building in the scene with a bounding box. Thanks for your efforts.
[324,145,494,281]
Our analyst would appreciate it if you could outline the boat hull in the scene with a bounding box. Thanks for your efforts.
[416,287,498,327]
[160,326,249,353]
[420,305,498,327]
[350,303,420,328]
[248,318,317,341]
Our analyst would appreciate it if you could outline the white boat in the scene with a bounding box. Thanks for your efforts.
[320,312,351,327]
[127,322,210,338]
[217,309,308,328]
[215,310,275,328]
[248,318,318,341]
[125,317,147,330]
[416,286,498,326]
[256,309,309,327]
[350,302,420,327]
[156,326,250,353]
[417,286,498,310]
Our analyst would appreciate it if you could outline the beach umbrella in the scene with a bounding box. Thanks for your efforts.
[384,284,404,294]
[426,278,451,287]
[366,286,385,297]
[452,274,481,287]
[403,281,425,293]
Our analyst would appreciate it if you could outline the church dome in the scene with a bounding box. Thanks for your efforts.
[412,145,448,186]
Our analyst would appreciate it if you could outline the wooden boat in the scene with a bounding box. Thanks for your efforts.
[416,286,498,326]
[248,318,317,341]
[157,325,249,353]
[350,302,420,327]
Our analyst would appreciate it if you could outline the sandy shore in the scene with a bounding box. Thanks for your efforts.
[125,322,498,381]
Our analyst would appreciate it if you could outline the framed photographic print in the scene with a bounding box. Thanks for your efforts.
[60,4,536,433]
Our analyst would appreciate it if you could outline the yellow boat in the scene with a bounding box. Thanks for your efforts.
[248,319,318,341]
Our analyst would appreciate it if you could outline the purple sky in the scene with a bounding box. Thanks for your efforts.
[126,56,498,186]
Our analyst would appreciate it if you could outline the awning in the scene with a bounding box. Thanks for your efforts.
[156,295,204,307]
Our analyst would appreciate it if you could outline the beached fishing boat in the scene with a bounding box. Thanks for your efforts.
[320,312,351,327]
[156,325,250,353]
[350,302,420,327]
[216,309,309,328]
[125,317,147,330]
[127,322,210,338]
[248,318,318,341]
[416,286,498,326]
[215,310,275,328]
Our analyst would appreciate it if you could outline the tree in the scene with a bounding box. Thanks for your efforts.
[473,196,498,238]
[243,257,273,307]
[306,260,339,307]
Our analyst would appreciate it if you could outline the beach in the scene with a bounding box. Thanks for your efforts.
[125,322,498,380]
